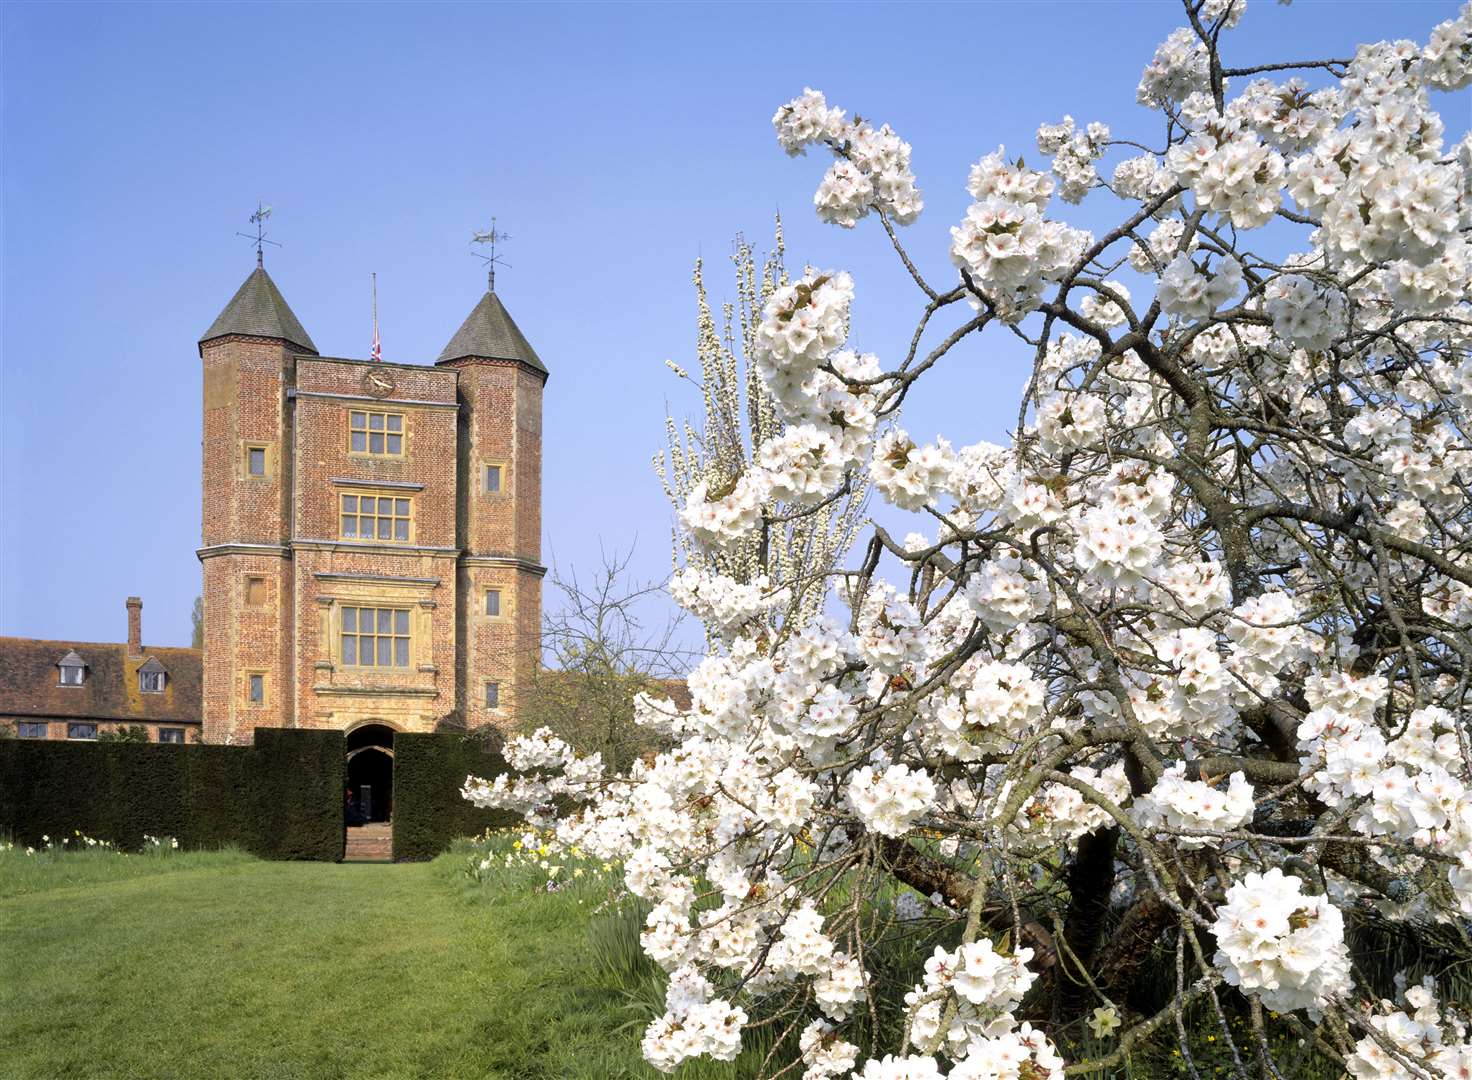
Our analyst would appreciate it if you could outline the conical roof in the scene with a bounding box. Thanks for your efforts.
[200,266,317,353]
[437,290,546,375]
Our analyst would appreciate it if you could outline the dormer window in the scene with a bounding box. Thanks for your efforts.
[138,657,167,694]
[57,651,86,687]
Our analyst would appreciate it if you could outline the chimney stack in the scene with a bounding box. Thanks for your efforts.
[126,597,143,657]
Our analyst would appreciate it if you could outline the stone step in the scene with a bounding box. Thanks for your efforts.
[344,826,394,862]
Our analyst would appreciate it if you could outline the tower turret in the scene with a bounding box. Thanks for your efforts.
[437,287,547,729]
[200,266,318,355]
[197,265,315,742]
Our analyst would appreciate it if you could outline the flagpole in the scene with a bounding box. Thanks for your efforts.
[371,272,381,362]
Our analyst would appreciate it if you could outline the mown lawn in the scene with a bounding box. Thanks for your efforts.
[0,840,714,1080]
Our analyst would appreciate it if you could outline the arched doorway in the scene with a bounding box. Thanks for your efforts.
[345,723,395,824]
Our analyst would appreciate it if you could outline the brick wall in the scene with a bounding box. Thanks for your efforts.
[200,335,293,547]
[201,552,294,742]
[200,334,296,742]
[292,359,460,548]
[445,358,546,730]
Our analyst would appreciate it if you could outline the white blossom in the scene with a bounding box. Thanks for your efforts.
[1157,254,1243,319]
[1134,763,1255,846]
[848,763,937,837]
[1212,868,1352,1015]
[1263,272,1349,350]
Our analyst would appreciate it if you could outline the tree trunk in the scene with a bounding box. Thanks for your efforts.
[1053,827,1118,1022]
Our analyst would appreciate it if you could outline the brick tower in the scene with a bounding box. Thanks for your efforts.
[197,264,315,742]
[437,286,547,727]
[196,262,546,743]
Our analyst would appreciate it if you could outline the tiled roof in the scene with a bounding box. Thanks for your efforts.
[437,290,547,375]
[200,266,317,354]
[0,638,202,724]
[657,678,692,712]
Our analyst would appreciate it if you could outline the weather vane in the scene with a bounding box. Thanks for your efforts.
[471,218,511,291]
[237,201,281,267]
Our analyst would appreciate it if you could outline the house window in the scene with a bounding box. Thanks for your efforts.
[139,670,165,693]
[485,681,500,709]
[67,722,98,740]
[340,494,411,542]
[485,589,502,617]
[17,722,47,739]
[484,463,503,494]
[158,727,185,744]
[246,577,266,605]
[246,445,267,477]
[340,606,410,668]
[248,674,264,704]
[58,661,85,686]
[349,411,404,456]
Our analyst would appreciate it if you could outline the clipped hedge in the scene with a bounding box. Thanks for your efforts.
[0,728,344,860]
[251,729,345,859]
[392,733,516,861]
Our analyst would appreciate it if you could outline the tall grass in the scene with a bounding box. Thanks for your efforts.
[0,834,255,899]
[445,830,792,1078]
[523,835,1461,1080]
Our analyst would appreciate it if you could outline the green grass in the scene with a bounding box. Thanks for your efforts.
[0,836,1369,1079]
[0,835,770,1080]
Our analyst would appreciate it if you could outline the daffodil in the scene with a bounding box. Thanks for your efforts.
[1088,1005,1121,1039]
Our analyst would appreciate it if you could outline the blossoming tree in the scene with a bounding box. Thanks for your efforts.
[468,2,1472,1076]
[658,229,870,639]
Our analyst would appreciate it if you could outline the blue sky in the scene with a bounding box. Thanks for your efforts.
[2,0,1464,648]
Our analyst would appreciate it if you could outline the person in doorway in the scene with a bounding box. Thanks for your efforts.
[346,787,365,826]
